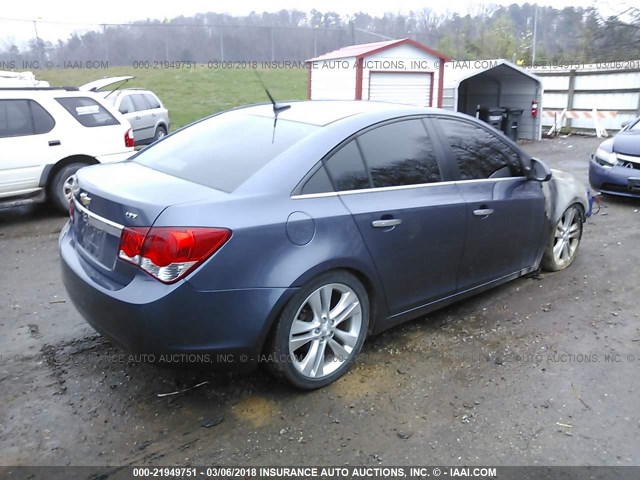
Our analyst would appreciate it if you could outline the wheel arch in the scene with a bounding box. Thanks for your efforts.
[44,155,98,191]
[258,263,385,357]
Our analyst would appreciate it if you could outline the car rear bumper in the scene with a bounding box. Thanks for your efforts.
[59,223,295,369]
[589,158,640,198]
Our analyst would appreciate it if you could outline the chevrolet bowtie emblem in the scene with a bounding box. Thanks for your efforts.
[79,192,92,207]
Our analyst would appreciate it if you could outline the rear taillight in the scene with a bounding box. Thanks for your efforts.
[124,128,135,148]
[118,227,231,283]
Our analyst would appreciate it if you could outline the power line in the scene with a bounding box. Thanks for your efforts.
[0,17,347,31]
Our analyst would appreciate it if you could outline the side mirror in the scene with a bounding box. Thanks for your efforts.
[527,157,552,182]
[621,120,631,129]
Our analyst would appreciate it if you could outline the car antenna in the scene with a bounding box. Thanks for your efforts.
[252,69,290,143]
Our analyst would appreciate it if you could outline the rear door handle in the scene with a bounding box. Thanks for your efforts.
[48,140,61,146]
[473,208,494,217]
[372,218,402,228]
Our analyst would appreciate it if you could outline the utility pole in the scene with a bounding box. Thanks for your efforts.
[32,19,42,65]
[531,5,538,67]
[163,18,170,62]
[103,24,109,64]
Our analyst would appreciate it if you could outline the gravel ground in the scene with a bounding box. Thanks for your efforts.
[1,136,639,468]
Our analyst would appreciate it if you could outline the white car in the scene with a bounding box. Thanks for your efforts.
[0,84,134,213]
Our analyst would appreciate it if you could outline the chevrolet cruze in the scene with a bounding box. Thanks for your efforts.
[60,101,588,389]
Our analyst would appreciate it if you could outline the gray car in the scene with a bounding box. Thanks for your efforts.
[80,77,170,146]
[60,101,589,389]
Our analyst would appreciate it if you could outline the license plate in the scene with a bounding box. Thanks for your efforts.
[78,215,107,258]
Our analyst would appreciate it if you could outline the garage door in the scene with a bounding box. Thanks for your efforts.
[368,72,432,106]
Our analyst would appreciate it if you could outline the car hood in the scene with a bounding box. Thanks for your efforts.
[612,131,640,156]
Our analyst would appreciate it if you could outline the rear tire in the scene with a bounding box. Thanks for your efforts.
[541,204,583,271]
[49,162,87,214]
[153,126,167,143]
[268,271,369,389]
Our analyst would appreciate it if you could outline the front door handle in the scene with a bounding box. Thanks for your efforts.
[473,208,494,217]
[48,140,61,146]
[372,218,402,228]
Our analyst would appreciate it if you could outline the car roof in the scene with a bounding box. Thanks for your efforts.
[238,100,438,127]
[0,88,110,99]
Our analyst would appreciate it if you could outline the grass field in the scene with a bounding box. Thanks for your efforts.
[39,66,307,130]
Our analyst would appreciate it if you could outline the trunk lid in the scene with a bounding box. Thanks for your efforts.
[79,75,134,92]
[71,161,226,285]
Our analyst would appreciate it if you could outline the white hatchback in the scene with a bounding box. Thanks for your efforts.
[0,85,134,213]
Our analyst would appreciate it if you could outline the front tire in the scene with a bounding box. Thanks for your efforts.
[269,271,369,389]
[541,204,583,271]
[49,162,88,214]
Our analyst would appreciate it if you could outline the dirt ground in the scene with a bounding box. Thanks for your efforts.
[1,136,639,468]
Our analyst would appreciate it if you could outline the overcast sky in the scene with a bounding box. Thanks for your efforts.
[0,0,629,46]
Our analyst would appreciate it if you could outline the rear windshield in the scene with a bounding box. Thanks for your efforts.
[133,112,318,192]
[56,97,119,127]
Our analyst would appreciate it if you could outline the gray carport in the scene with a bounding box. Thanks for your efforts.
[441,59,543,140]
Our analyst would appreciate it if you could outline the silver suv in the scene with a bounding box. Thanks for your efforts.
[81,77,170,146]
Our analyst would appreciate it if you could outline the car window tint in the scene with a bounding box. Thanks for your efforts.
[56,97,119,128]
[30,101,55,134]
[118,96,134,114]
[301,165,334,195]
[0,99,54,137]
[134,112,318,192]
[130,94,149,112]
[357,119,442,187]
[143,94,161,109]
[324,140,371,191]
[439,118,523,180]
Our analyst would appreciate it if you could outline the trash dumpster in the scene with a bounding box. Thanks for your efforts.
[477,107,506,130]
[502,108,524,141]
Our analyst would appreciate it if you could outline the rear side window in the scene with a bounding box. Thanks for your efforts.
[133,113,318,192]
[439,118,524,180]
[324,141,371,191]
[56,97,119,128]
[300,165,334,195]
[143,93,161,109]
[357,119,442,187]
[0,99,54,137]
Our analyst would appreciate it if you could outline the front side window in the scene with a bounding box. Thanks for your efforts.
[130,94,149,112]
[118,96,135,115]
[357,119,442,187]
[56,97,119,128]
[439,118,523,180]
[0,99,54,138]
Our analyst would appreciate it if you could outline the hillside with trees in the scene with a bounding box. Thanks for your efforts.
[1,4,639,66]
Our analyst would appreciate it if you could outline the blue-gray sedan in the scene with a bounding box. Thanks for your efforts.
[60,101,589,389]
